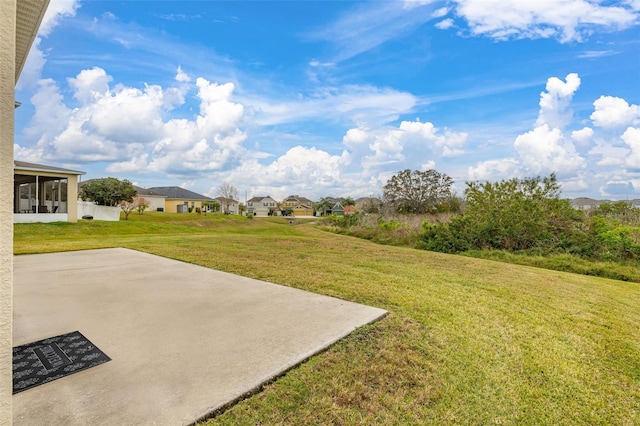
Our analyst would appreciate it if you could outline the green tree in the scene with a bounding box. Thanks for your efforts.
[590,201,640,226]
[80,178,137,207]
[340,197,356,206]
[360,197,381,214]
[383,169,454,214]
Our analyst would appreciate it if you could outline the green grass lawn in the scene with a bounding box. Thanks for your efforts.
[14,212,640,425]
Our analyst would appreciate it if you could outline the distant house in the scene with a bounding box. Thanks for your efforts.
[13,161,84,223]
[133,186,166,212]
[282,195,314,217]
[247,196,278,217]
[344,205,356,215]
[330,202,345,216]
[570,197,607,211]
[147,186,213,213]
[570,197,640,211]
[214,197,239,215]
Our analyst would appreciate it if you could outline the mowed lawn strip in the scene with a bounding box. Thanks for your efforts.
[14,213,640,425]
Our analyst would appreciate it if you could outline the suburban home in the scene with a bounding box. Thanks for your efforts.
[13,161,84,223]
[147,186,213,213]
[344,205,356,215]
[330,202,345,216]
[214,197,239,215]
[247,196,278,217]
[133,186,166,212]
[570,197,640,211]
[570,197,607,211]
[282,195,314,217]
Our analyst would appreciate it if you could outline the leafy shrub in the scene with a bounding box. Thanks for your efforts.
[378,219,401,231]
[588,216,640,260]
[420,174,589,253]
[330,213,362,228]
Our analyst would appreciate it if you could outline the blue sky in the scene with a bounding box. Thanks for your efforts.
[14,0,640,201]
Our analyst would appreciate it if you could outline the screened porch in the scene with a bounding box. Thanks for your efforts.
[13,161,84,223]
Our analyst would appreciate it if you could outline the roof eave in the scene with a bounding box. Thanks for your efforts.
[15,165,85,176]
[15,0,50,83]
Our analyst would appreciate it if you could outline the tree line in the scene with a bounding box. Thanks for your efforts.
[340,169,640,264]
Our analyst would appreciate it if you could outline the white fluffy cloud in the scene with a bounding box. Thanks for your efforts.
[451,0,639,42]
[343,120,467,174]
[68,67,113,103]
[590,96,640,128]
[589,141,629,167]
[208,146,353,200]
[16,65,640,201]
[217,118,470,199]
[536,73,580,129]
[17,64,448,199]
[514,74,585,175]
[468,158,520,181]
[147,79,248,176]
[469,73,587,182]
[514,124,585,174]
[467,73,640,198]
[435,19,455,30]
[18,67,248,176]
[23,78,71,148]
[621,127,640,169]
[571,127,594,145]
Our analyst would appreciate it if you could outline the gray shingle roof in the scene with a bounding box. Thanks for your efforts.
[247,196,274,202]
[133,186,166,197]
[146,186,213,201]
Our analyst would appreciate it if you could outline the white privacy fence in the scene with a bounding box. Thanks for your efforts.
[77,201,120,221]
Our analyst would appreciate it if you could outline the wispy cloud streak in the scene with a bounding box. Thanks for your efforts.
[306,1,439,63]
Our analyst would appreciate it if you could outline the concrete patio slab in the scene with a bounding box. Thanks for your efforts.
[12,248,387,425]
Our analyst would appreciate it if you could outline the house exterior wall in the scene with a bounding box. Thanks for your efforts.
[248,197,277,216]
[165,199,204,213]
[137,195,165,212]
[283,197,314,217]
[227,201,238,215]
[1,2,16,422]
[214,197,239,214]
[293,206,314,217]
